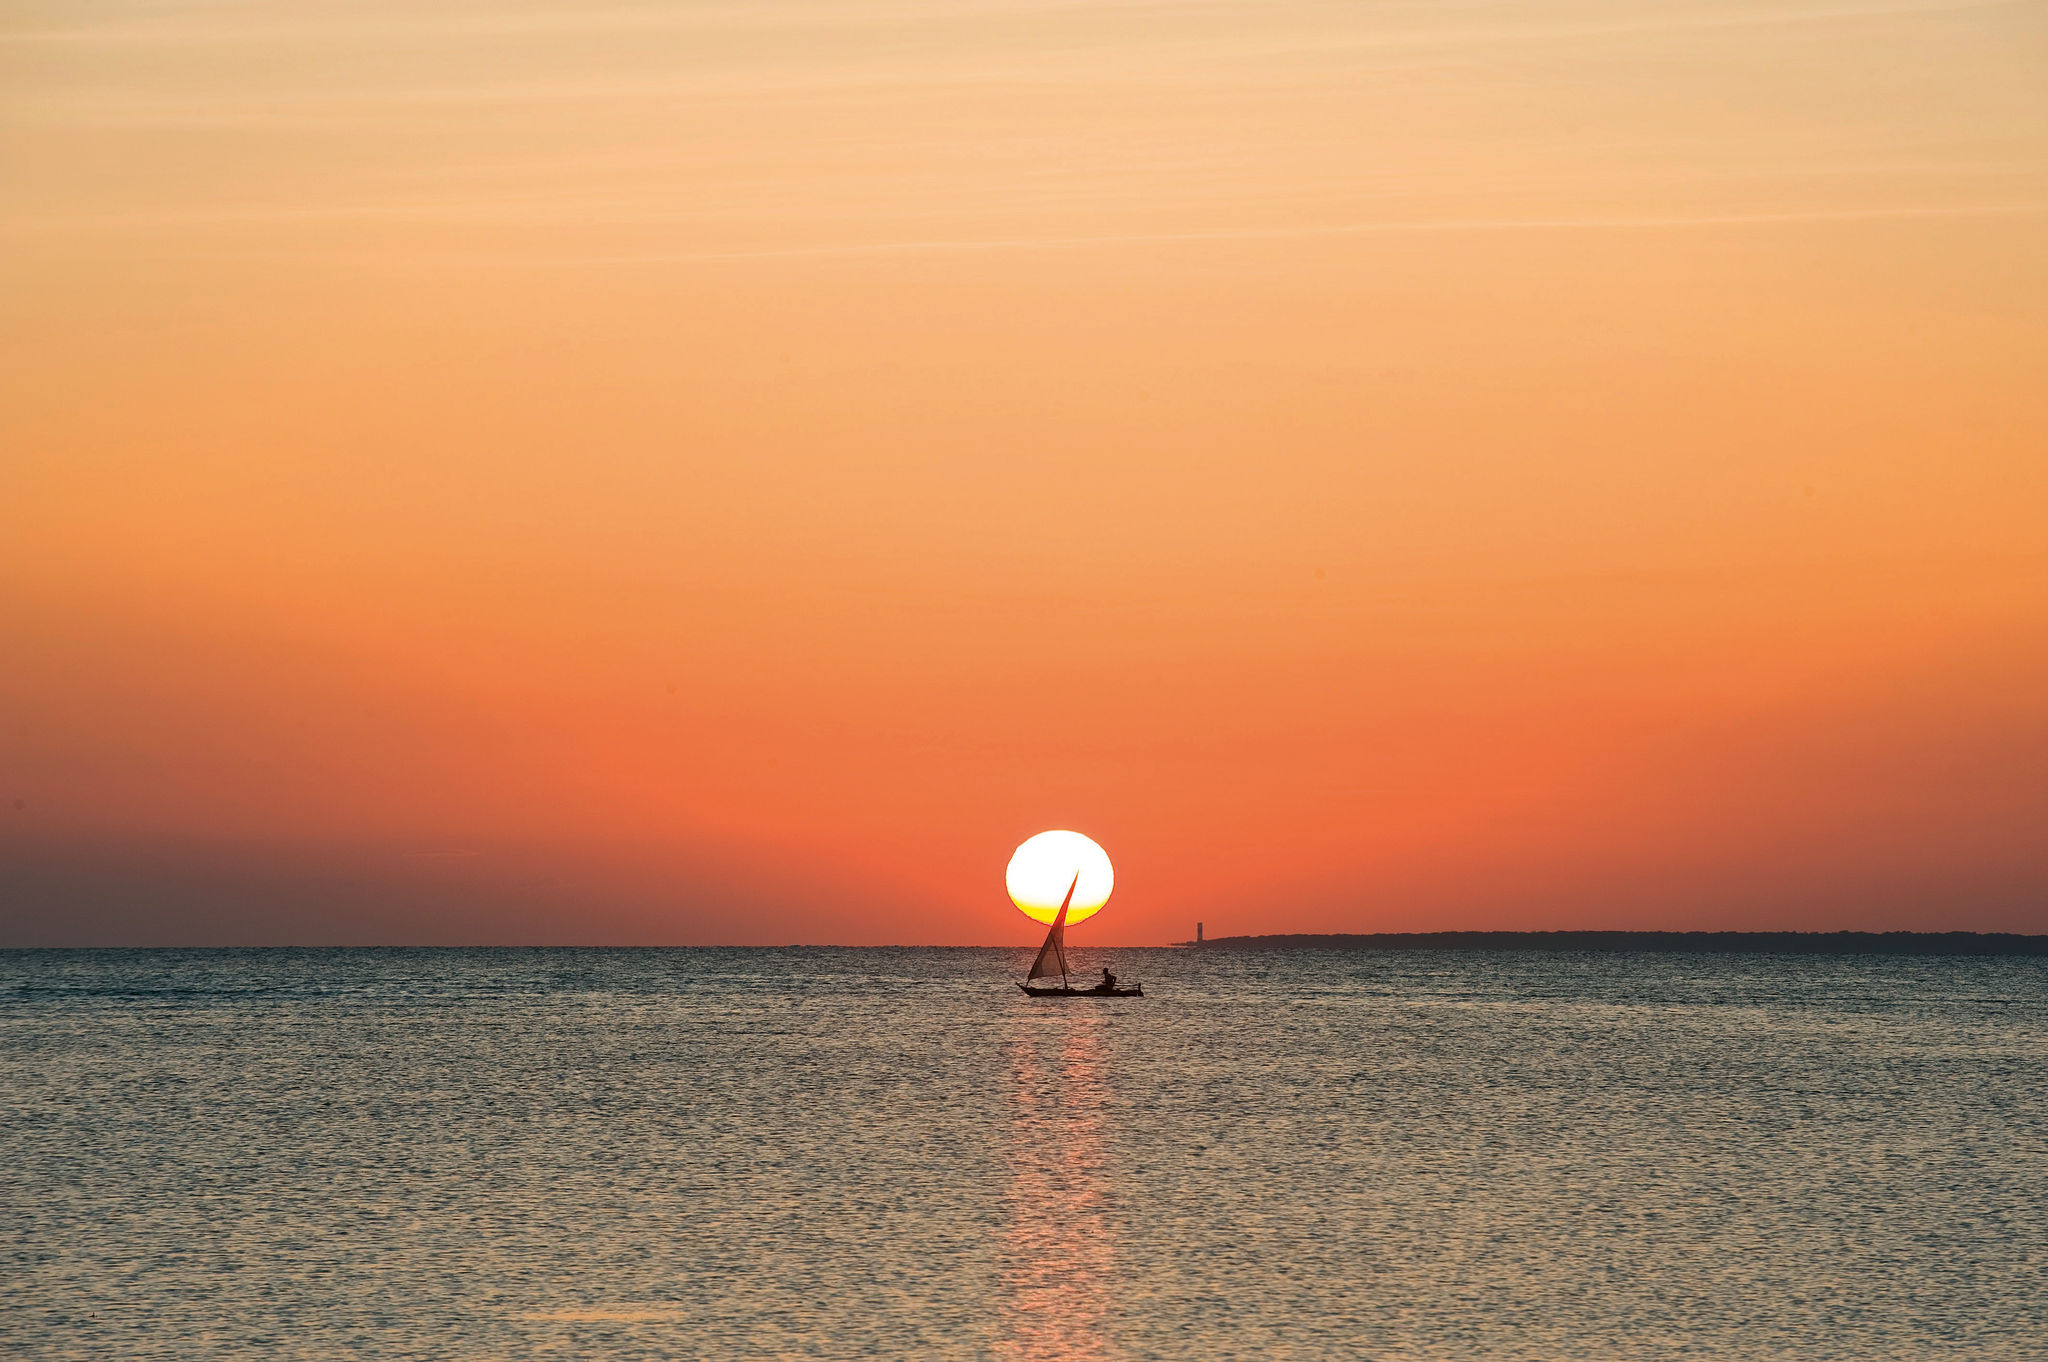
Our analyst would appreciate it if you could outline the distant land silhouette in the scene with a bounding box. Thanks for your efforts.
[1180,931,2048,955]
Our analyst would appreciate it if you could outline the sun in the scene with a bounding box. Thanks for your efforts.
[1006,830,1114,926]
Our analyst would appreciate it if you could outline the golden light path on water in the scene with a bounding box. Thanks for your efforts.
[1002,1019,1119,1362]
[1007,832,1114,927]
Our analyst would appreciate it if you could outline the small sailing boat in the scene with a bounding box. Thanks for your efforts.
[1018,873,1143,997]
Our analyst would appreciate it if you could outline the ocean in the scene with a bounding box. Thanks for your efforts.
[5,946,2043,1360]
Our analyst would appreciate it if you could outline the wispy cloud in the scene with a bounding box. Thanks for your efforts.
[0,0,2017,47]
[534,202,2048,264]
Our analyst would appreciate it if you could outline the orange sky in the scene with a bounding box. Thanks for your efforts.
[4,0,2046,944]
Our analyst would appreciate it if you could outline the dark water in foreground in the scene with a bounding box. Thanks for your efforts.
[4,948,2044,1360]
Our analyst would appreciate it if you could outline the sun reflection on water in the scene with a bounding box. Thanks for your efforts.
[1000,1019,1123,1362]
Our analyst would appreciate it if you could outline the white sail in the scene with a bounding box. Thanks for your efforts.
[1025,873,1080,985]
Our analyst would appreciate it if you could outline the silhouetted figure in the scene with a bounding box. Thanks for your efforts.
[1098,967,1117,992]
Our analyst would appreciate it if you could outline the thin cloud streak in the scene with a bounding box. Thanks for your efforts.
[9,199,2042,263]
[546,203,2048,265]
[6,0,2021,137]
[0,0,2016,46]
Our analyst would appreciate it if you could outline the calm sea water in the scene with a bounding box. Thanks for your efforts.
[4,947,2044,1360]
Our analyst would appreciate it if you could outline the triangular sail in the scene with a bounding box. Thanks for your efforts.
[1026,910,1068,982]
[1025,873,1080,984]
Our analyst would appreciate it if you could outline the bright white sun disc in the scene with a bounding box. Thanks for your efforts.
[1007,830,1113,926]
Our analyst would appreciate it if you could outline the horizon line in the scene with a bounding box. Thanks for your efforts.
[8,928,2047,952]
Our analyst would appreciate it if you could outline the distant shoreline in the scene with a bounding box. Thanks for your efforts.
[1178,931,2048,955]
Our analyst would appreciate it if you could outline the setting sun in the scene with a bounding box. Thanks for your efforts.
[1006,831,1114,927]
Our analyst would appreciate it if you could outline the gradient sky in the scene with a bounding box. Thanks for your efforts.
[4,0,2046,945]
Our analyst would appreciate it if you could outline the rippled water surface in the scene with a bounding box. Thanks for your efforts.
[5,947,2045,1359]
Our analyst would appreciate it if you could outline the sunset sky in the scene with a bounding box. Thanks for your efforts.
[4,0,2045,944]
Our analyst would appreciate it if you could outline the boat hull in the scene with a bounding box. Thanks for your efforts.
[1018,984,1144,997]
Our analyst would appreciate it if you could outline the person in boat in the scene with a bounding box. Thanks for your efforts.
[1096,967,1118,992]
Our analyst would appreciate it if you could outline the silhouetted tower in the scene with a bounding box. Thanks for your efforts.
[1196,922,1204,944]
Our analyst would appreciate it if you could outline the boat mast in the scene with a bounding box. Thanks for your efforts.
[1059,872,1076,989]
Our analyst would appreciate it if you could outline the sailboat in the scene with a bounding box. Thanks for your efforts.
[1018,872,1143,997]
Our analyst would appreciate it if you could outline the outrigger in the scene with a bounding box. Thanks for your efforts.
[1018,873,1143,997]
